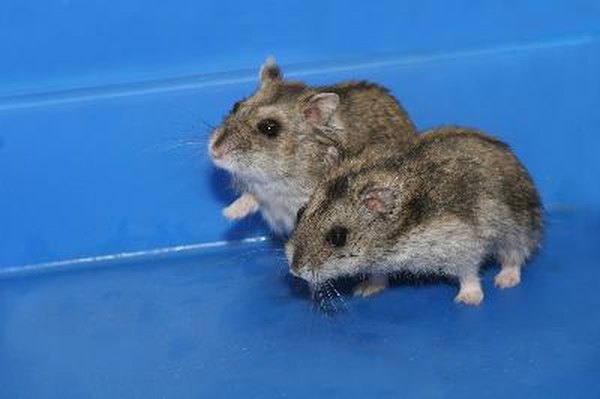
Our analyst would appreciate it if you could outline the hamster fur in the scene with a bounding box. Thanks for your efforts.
[287,126,543,305]
[208,57,416,235]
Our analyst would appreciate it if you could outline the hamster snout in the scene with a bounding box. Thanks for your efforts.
[288,127,543,306]
[208,128,229,160]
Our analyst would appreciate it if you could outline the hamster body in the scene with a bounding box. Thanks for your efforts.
[287,127,543,305]
[208,57,416,235]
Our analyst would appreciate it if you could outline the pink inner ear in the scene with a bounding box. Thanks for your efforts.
[362,187,394,214]
[303,105,321,125]
[303,93,339,126]
[363,192,385,213]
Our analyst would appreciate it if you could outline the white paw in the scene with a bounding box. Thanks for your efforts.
[454,288,484,306]
[495,268,521,289]
[223,203,248,220]
[222,194,259,220]
[353,280,387,297]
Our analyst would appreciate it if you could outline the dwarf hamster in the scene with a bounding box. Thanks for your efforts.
[287,126,543,305]
[208,57,416,235]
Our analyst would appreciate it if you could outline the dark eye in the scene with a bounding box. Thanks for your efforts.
[296,205,306,224]
[257,118,281,138]
[325,226,348,248]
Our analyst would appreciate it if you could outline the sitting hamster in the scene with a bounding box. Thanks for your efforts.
[287,126,543,305]
[208,57,416,235]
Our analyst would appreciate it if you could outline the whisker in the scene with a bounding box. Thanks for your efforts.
[308,279,349,317]
[325,280,349,315]
[327,281,347,306]
[197,117,218,131]
[141,133,208,156]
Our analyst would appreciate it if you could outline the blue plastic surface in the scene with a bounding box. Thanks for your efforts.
[1,1,599,398]
[1,212,599,398]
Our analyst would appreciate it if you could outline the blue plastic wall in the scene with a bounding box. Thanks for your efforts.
[2,1,600,96]
[2,1,599,269]
[1,1,599,398]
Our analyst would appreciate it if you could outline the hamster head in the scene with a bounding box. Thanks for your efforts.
[287,165,404,286]
[208,57,342,183]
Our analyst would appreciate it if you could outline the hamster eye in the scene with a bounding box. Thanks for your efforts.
[257,118,281,138]
[325,226,348,248]
[296,205,306,224]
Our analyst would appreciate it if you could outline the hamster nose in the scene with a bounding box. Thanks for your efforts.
[289,257,302,277]
[209,129,229,159]
[209,139,229,160]
[210,142,224,159]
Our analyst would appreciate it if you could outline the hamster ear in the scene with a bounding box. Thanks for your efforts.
[361,187,396,215]
[303,93,340,126]
[259,56,282,86]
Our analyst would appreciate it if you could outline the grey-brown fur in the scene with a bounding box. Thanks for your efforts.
[208,57,416,235]
[287,126,543,305]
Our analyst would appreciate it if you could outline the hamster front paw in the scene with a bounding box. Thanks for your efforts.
[223,193,259,220]
[353,275,388,297]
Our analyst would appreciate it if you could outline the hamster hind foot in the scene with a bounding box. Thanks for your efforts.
[353,275,388,297]
[223,193,259,220]
[454,275,484,306]
[494,264,521,289]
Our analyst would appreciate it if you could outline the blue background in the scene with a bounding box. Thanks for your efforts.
[0,1,599,398]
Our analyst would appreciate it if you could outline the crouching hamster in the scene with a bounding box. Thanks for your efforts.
[208,57,416,235]
[287,127,543,305]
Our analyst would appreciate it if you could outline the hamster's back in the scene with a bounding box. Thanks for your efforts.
[326,81,416,155]
[375,126,542,240]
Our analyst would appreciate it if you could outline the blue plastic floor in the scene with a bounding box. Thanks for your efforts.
[1,210,599,398]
